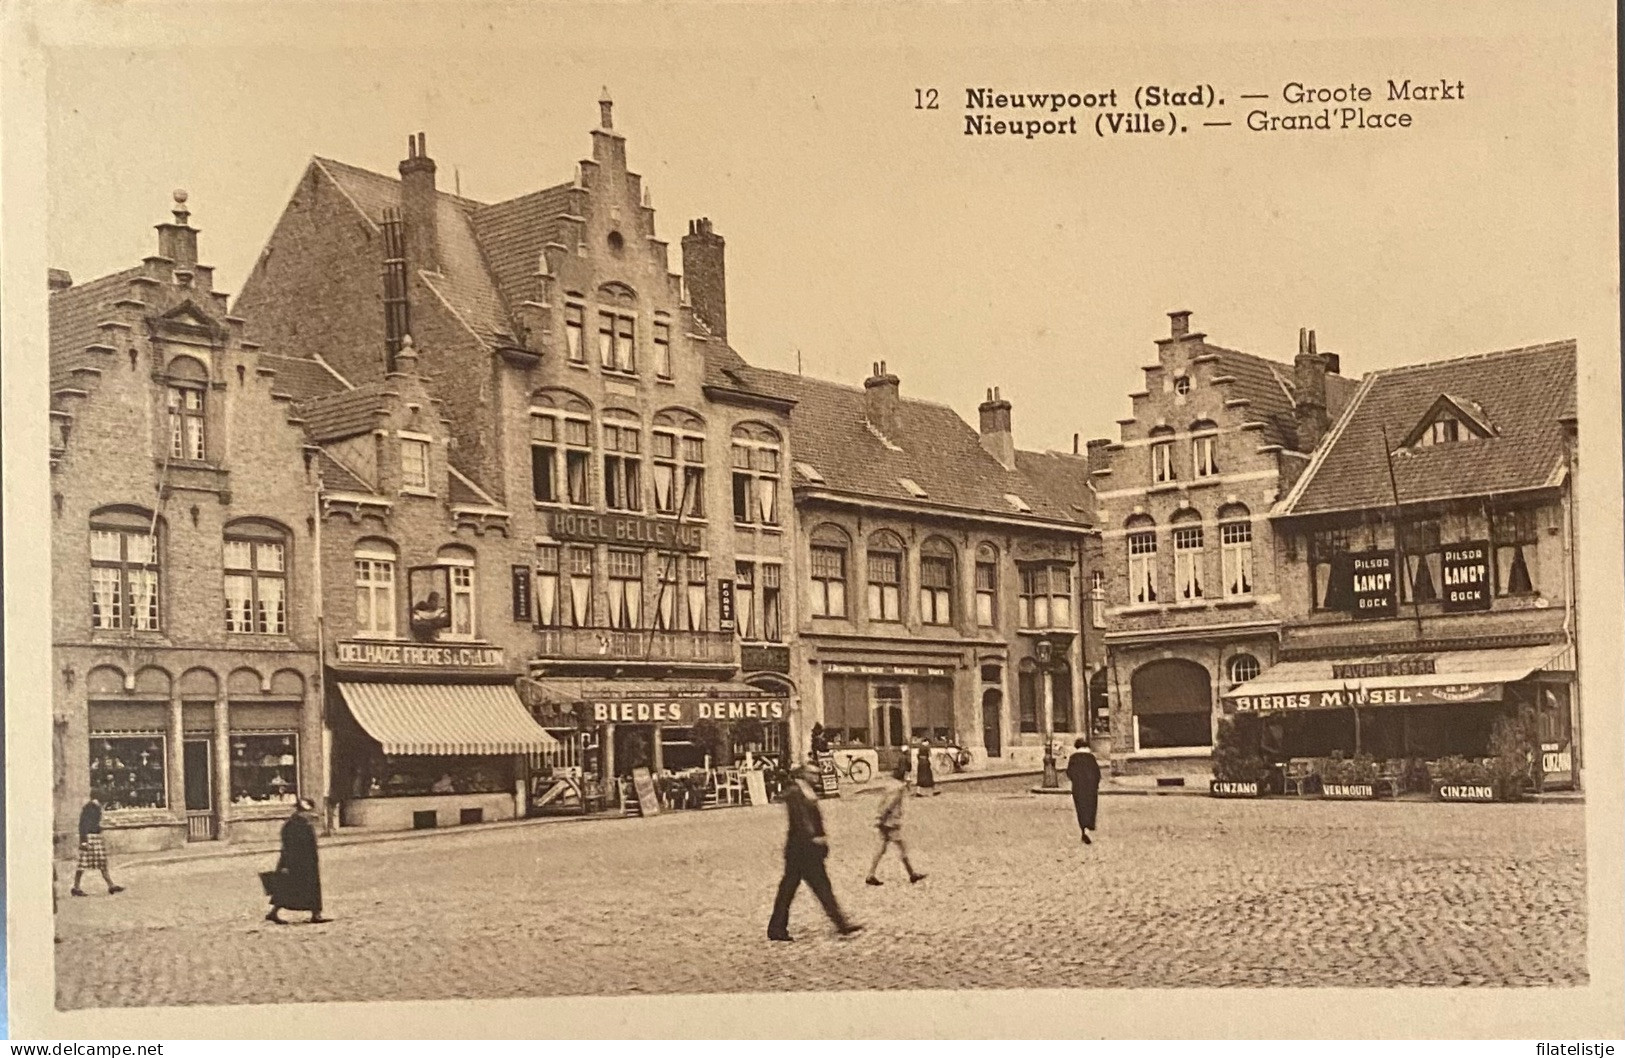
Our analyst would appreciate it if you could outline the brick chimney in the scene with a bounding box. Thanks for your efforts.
[682,218,727,340]
[156,190,199,268]
[864,361,902,441]
[1085,437,1112,475]
[1169,310,1193,339]
[978,387,1015,469]
[398,132,439,274]
[47,268,73,292]
[1294,327,1331,451]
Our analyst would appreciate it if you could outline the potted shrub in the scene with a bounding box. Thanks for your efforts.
[1432,755,1498,802]
[1486,706,1539,802]
[1321,754,1379,799]
[1210,714,1265,797]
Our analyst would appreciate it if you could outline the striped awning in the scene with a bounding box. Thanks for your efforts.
[338,682,560,756]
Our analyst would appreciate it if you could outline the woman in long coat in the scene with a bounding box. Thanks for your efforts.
[1065,738,1102,845]
[267,799,327,924]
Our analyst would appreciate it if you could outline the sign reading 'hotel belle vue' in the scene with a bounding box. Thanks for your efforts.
[545,510,704,552]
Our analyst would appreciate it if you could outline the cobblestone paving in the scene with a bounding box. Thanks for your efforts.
[55,781,1587,1008]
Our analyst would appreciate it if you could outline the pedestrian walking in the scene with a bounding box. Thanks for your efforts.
[70,798,125,897]
[767,763,862,942]
[914,741,938,796]
[1065,738,1102,845]
[266,798,328,924]
[865,761,925,886]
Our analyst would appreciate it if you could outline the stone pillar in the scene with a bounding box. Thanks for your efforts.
[652,725,665,772]
[166,694,185,830]
[213,697,231,836]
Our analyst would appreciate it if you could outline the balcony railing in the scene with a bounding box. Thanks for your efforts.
[535,626,737,665]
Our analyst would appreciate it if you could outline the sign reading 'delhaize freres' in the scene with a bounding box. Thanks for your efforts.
[336,641,506,668]
[1441,542,1492,612]
[544,510,704,552]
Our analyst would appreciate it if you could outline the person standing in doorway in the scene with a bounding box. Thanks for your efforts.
[768,763,862,942]
[70,797,124,897]
[267,799,328,924]
[1066,738,1102,845]
[865,761,926,886]
[914,740,938,796]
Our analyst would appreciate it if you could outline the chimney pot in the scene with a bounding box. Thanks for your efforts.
[977,385,1015,469]
[681,216,728,339]
[864,364,903,440]
[1169,310,1192,339]
[48,267,73,291]
[398,132,440,274]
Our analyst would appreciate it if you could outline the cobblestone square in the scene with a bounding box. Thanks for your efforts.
[54,781,1587,1009]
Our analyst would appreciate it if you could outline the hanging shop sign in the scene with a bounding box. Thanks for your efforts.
[543,510,704,552]
[1230,682,1500,712]
[590,698,787,724]
[717,578,736,632]
[741,643,792,675]
[335,641,506,668]
[1348,551,1397,618]
[824,663,951,678]
[1441,542,1493,612]
[511,565,533,622]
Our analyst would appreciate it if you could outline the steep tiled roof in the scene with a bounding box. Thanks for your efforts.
[1208,347,1357,452]
[745,367,1086,526]
[49,268,140,389]
[1014,450,1095,524]
[317,450,375,494]
[296,381,395,443]
[468,184,575,311]
[448,465,501,508]
[260,352,350,402]
[1282,341,1577,515]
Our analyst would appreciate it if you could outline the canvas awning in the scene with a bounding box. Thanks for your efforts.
[1224,644,1572,713]
[338,681,560,755]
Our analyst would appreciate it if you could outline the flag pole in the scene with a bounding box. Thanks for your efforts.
[1379,424,1426,641]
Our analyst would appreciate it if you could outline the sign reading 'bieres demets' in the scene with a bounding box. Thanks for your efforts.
[545,511,703,552]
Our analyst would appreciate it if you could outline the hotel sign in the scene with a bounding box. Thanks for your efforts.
[1441,542,1492,612]
[544,510,704,552]
[1231,683,1500,712]
[335,640,506,668]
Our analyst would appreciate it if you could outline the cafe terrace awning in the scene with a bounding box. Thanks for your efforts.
[338,682,560,755]
[1224,644,1573,713]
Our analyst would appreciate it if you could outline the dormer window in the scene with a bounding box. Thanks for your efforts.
[1420,417,1459,446]
[400,437,431,492]
[1405,395,1495,450]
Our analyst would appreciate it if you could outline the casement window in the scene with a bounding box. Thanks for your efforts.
[1191,421,1219,478]
[354,541,398,637]
[653,319,673,379]
[531,417,560,503]
[602,419,643,512]
[919,551,955,626]
[1090,569,1107,627]
[1491,508,1539,595]
[866,535,903,622]
[1220,519,1254,599]
[1173,525,1205,602]
[536,545,562,627]
[654,555,680,630]
[730,427,782,526]
[89,736,167,810]
[568,547,594,626]
[599,312,636,373]
[1309,528,1351,610]
[166,385,206,461]
[400,437,431,492]
[809,538,849,619]
[652,430,705,517]
[90,512,161,631]
[230,733,299,806]
[1399,519,1443,604]
[735,562,757,640]
[685,556,708,631]
[974,544,998,627]
[443,552,476,640]
[761,563,783,642]
[1127,529,1158,606]
[1019,565,1074,629]
[223,526,287,635]
[563,418,592,506]
[564,303,586,363]
[1150,429,1177,484]
[607,549,643,629]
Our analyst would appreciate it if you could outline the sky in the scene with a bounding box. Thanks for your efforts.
[39,2,1618,455]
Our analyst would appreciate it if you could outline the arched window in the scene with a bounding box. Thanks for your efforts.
[1190,420,1220,478]
[652,408,706,517]
[529,390,593,507]
[919,536,956,626]
[601,409,644,512]
[1218,503,1254,599]
[1149,426,1177,484]
[1125,514,1158,605]
[224,518,289,635]
[1172,509,1205,602]
[974,543,999,627]
[809,524,850,618]
[1227,653,1261,686]
[164,355,209,462]
[866,529,904,622]
[90,506,162,631]
[354,538,398,638]
[731,423,782,527]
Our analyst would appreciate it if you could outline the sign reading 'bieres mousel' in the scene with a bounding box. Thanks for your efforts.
[544,511,703,552]
[1231,682,1499,712]
[335,641,506,668]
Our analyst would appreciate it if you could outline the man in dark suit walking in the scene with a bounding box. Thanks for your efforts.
[1065,738,1102,845]
[768,763,862,942]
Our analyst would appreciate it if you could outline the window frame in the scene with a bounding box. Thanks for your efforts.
[865,537,904,623]
[90,513,162,632]
[730,429,782,528]
[223,526,289,635]
[353,542,398,639]
[974,544,999,628]
[1220,518,1254,599]
[809,540,849,619]
[1191,422,1219,479]
[166,383,207,462]
[399,435,432,493]
[602,417,644,512]
[1127,529,1158,606]
[1172,523,1205,602]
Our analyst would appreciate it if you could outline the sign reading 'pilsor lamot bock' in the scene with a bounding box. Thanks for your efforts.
[1441,542,1492,612]
[1349,551,1397,617]
[544,510,704,552]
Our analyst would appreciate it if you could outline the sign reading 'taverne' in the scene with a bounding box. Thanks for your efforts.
[544,510,704,552]
[336,641,506,668]
[1441,542,1493,612]
[1231,682,1500,712]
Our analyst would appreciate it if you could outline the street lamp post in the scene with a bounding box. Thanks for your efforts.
[1038,639,1060,789]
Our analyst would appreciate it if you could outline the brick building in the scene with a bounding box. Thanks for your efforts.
[1243,340,1580,788]
[235,96,798,823]
[1089,312,1357,777]
[49,194,324,853]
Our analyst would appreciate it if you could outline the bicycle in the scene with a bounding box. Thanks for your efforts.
[827,752,873,784]
[928,745,973,776]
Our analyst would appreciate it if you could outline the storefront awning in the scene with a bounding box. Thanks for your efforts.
[517,677,788,725]
[338,682,561,755]
[1224,644,1572,713]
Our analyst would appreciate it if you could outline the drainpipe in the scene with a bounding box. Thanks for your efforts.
[313,476,332,834]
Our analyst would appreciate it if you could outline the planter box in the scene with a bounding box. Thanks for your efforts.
[1321,783,1379,800]
[1209,779,1262,798]
[1432,780,1500,803]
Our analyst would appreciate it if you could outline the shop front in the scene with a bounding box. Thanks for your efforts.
[1224,643,1577,792]
[817,662,961,776]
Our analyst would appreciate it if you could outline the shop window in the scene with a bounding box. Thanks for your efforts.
[866,532,903,622]
[354,540,398,637]
[607,549,643,629]
[1089,569,1107,627]
[1019,564,1073,629]
[1131,659,1213,750]
[1219,507,1253,599]
[599,311,636,374]
[1191,421,1219,478]
[1173,522,1205,601]
[653,318,673,379]
[1491,507,1539,595]
[536,545,562,627]
[975,543,999,627]
[1127,518,1158,606]
[685,556,708,631]
[1309,528,1351,610]
[89,736,166,810]
[822,676,870,746]
[361,753,514,797]
[400,436,431,492]
[230,733,299,805]
[1018,664,1039,733]
[810,526,850,618]
[602,417,643,512]
[911,680,955,743]
[1227,654,1261,686]
[564,303,585,363]
[1399,518,1443,604]
[166,384,206,461]
[1150,427,1177,484]
[90,508,161,631]
[224,521,288,635]
[761,563,783,642]
[919,539,955,626]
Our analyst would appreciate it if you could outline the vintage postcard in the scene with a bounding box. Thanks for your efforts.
[4,0,1621,1041]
